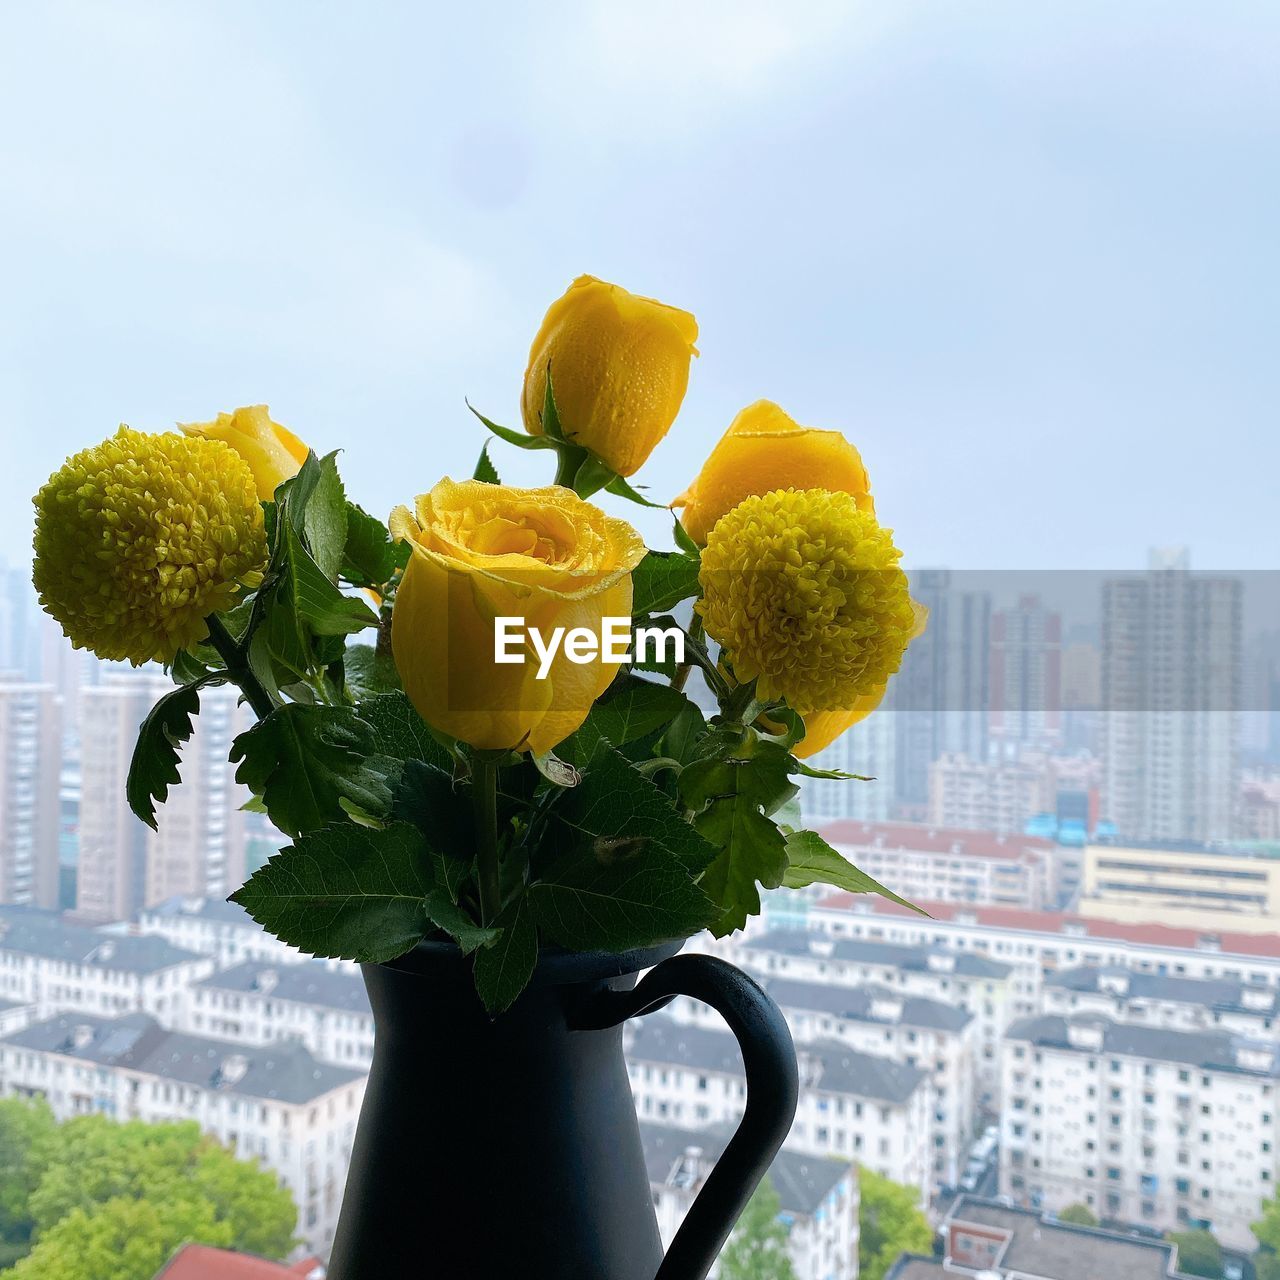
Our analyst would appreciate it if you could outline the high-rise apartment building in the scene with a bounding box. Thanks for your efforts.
[0,679,62,908]
[803,710,897,823]
[893,570,991,815]
[77,674,251,922]
[1101,551,1242,843]
[989,594,1061,754]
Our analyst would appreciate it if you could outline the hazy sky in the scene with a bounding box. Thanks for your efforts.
[3,1,1277,575]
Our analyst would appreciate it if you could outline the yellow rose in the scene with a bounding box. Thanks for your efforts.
[389,478,646,754]
[521,275,698,478]
[180,404,310,501]
[672,400,874,546]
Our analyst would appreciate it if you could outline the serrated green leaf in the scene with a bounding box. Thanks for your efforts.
[632,551,702,616]
[342,502,403,587]
[229,822,433,962]
[389,758,473,863]
[358,691,456,771]
[659,701,707,766]
[344,642,402,699]
[472,895,538,1014]
[672,514,700,558]
[425,891,498,955]
[466,401,558,452]
[231,704,394,838]
[302,452,348,581]
[781,829,928,915]
[126,677,224,829]
[560,675,695,767]
[552,745,717,876]
[693,785,788,936]
[473,442,501,485]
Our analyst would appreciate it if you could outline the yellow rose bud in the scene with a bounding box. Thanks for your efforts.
[180,404,310,501]
[673,401,874,546]
[390,478,646,754]
[521,275,698,478]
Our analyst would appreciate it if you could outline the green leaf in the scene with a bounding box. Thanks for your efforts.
[604,473,665,509]
[301,452,348,582]
[659,701,707,766]
[342,502,404,587]
[343,642,403,699]
[126,677,224,829]
[229,822,433,962]
[425,891,499,955]
[672,513,700,558]
[231,704,394,838]
[473,442,501,484]
[693,785,788,936]
[781,829,928,914]
[560,675,695,767]
[389,758,474,865]
[631,551,702,616]
[551,745,718,876]
[466,401,558,452]
[472,895,538,1014]
[358,691,456,770]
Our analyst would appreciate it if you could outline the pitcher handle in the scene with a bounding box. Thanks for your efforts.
[571,952,799,1280]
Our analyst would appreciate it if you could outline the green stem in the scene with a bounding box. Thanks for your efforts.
[553,447,582,488]
[721,678,761,726]
[204,614,275,720]
[670,613,705,693]
[471,751,503,927]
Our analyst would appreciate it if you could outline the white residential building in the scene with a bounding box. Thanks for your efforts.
[807,895,1280,1028]
[135,895,310,969]
[999,1014,1280,1250]
[642,1121,859,1280]
[817,820,1054,911]
[732,930,1014,1108]
[0,907,212,1022]
[184,961,374,1070]
[1043,965,1280,1037]
[675,974,976,1189]
[0,1011,364,1257]
[627,1014,933,1206]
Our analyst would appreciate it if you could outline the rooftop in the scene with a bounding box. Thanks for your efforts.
[1005,1013,1280,1077]
[154,1244,325,1278]
[811,893,1280,960]
[1047,964,1280,1015]
[627,1016,928,1104]
[140,895,262,927]
[1,1013,363,1103]
[639,1121,850,1217]
[763,975,973,1033]
[0,911,203,973]
[197,961,370,1015]
[742,929,1012,979]
[939,1196,1184,1280]
[818,820,1053,862]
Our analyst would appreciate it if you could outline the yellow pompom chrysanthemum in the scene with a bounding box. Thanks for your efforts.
[697,488,916,713]
[33,426,268,666]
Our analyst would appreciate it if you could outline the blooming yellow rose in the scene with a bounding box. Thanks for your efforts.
[673,400,874,546]
[390,478,646,754]
[32,427,267,665]
[180,404,309,501]
[521,275,698,477]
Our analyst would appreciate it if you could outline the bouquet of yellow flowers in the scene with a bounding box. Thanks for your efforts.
[31,274,924,1012]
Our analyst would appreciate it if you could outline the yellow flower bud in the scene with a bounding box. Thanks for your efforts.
[521,275,698,478]
[180,404,309,501]
[673,401,874,546]
[390,478,646,754]
[32,427,267,665]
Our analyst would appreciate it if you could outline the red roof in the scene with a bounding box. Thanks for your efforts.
[813,893,1280,959]
[818,820,1054,862]
[155,1245,323,1279]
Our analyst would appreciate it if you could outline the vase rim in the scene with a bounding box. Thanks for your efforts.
[377,936,685,987]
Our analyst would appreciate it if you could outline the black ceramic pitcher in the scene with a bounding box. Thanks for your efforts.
[326,941,799,1279]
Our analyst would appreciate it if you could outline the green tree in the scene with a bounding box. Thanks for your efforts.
[719,1177,796,1280]
[1167,1228,1223,1279]
[0,1099,58,1248]
[1057,1203,1099,1227]
[1255,1189,1280,1280]
[858,1169,933,1280]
